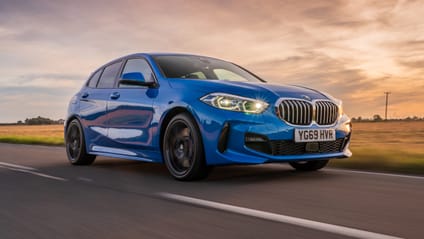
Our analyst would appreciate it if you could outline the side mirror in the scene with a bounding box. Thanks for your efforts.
[119,72,156,87]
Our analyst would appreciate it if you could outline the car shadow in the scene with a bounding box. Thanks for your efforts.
[39,157,342,185]
[206,164,339,183]
[90,158,341,184]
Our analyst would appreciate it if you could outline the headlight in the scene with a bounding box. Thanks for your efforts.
[200,93,269,114]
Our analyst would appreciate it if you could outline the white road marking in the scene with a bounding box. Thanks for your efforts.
[0,162,36,171]
[26,170,67,181]
[325,168,424,180]
[77,177,93,182]
[159,192,403,239]
[0,162,67,181]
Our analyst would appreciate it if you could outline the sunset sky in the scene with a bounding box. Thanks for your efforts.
[0,0,423,122]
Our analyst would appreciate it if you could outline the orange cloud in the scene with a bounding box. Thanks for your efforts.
[0,0,423,121]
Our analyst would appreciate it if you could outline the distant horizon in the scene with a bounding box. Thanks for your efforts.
[1,0,423,122]
[1,113,424,125]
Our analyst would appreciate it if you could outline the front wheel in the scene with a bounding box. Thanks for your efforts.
[163,113,208,181]
[65,119,96,165]
[289,160,329,171]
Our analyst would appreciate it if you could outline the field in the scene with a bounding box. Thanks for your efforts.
[0,122,423,175]
[329,121,424,175]
[0,124,64,145]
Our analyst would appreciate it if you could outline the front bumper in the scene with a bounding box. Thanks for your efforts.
[193,101,352,165]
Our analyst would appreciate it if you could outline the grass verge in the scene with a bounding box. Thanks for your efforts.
[0,136,64,146]
[329,146,424,175]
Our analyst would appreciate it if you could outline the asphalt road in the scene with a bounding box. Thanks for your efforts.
[0,143,423,239]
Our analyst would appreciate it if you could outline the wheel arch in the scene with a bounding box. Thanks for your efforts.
[159,106,203,154]
[65,115,81,131]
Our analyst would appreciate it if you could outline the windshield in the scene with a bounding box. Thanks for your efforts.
[153,55,263,82]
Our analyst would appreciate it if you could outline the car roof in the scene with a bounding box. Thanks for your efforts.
[90,52,232,77]
[93,53,229,75]
[124,52,222,60]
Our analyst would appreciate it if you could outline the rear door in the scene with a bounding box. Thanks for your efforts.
[106,58,158,158]
[79,61,122,151]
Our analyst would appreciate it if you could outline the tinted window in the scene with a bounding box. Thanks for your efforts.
[213,69,245,81]
[97,61,122,88]
[153,55,262,82]
[181,71,206,79]
[121,58,155,84]
[87,70,102,88]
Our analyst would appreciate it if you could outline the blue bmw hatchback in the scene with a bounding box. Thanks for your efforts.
[65,53,352,180]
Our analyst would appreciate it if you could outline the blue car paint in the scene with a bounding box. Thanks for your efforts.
[66,53,351,165]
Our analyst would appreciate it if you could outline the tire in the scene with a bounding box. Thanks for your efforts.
[163,113,208,181]
[289,160,329,171]
[65,119,96,165]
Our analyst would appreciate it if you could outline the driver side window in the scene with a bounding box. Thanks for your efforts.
[120,58,155,88]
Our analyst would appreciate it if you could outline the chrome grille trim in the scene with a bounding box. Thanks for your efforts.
[315,101,338,125]
[276,99,339,126]
[278,99,313,125]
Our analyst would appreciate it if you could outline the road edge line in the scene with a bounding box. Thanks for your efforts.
[0,165,67,181]
[159,192,403,239]
[326,168,424,180]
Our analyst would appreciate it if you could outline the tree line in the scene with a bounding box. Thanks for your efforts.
[15,116,65,125]
[352,115,424,122]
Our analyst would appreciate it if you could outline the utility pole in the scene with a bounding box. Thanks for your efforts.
[384,92,391,120]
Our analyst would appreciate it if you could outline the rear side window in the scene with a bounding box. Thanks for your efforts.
[97,61,122,88]
[87,70,102,88]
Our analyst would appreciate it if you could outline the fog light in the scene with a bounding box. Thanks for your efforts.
[245,133,268,142]
[244,133,271,154]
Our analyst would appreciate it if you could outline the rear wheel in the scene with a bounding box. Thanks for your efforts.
[65,119,96,165]
[163,113,208,181]
[289,160,329,171]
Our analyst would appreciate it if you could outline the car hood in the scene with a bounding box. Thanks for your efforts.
[168,79,329,103]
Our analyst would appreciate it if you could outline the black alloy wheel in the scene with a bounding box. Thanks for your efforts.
[65,119,96,165]
[163,113,208,180]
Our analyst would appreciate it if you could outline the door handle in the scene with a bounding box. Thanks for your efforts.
[81,92,89,98]
[110,92,120,100]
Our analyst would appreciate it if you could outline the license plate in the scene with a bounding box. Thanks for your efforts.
[294,129,336,142]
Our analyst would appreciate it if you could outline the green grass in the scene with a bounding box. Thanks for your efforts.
[0,136,64,146]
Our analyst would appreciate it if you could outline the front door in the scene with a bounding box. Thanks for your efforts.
[106,58,158,159]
